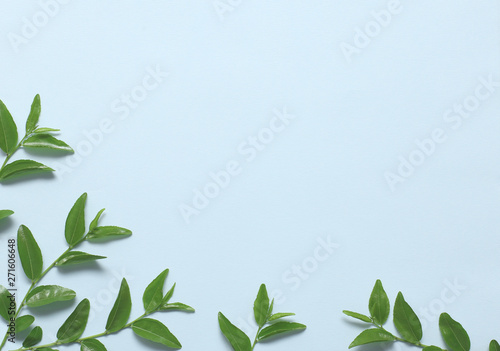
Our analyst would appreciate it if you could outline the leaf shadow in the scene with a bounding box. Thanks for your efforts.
[0,172,54,186]
[27,299,76,317]
[132,333,182,351]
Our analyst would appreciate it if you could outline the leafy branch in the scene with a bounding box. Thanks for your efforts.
[0,95,73,182]
[218,284,306,351]
[344,279,499,351]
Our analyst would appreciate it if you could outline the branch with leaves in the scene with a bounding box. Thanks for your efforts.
[344,280,499,351]
[0,95,73,182]
[218,284,306,351]
[0,193,194,351]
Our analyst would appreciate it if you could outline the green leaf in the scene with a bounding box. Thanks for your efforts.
[0,210,14,220]
[25,285,76,307]
[490,340,500,351]
[218,312,251,351]
[161,283,176,305]
[17,225,43,281]
[65,193,87,246]
[268,312,296,321]
[254,284,270,327]
[89,209,105,232]
[369,280,390,325]
[160,302,195,313]
[143,269,169,313]
[86,226,132,242]
[34,127,59,133]
[15,315,35,332]
[257,321,306,342]
[23,326,42,347]
[267,298,274,319]
[0,286,11,321]
[343,310,372,323]
[105,278,131,333]
[23,134,73,152]
[132,318,182,349]
[26,94,41,133]
[423,346,446,351]
[55,251,106,266]
[0,159,53,181]
[348,328,396,348]
[393,292,422,343]
[439,313,470,351]
[0,99,18,154]
[81,338,107,351]
[38,348,59,351]
[57,299,90,343]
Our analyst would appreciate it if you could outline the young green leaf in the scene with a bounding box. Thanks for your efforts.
[439,313,470,351]
[267,298,274,319]
[17,225,43,281]
[0,159,53,181]
[34,127,59,133]
[81,338,107,351]
[161,283,176,305]
[143,269,169,313]
[23,326,42,347]
[490,340,500,351]
[268,312,295,321]
[89,209,105,232]
[254,284,270,327]
[23,134,73,152]
[369,280,390,325]
[0,285,10,320]
[132,318,182,349]
[348,328,396,348]
[65,193,87,247]
[105,278,131,333]
[257,321,306,341]
[218,312,251,351]
[160,302,195,313]
[0,99,18,154]
[0,210,14,220]
[15,314,35,332]
[55,251,106,266]
[86,226,132,242]
[343,310,372,323]
[25,285,76,307]
[57,299,90,343]
[26,94,41,133]
[393,292,422,343]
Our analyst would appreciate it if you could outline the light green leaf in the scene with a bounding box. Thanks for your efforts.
[0,99,18,154]
[81,338,107,351]
[349,328,396,348]
[86,226,132,242]
[34,127,59,133]
[369,280,390,325]
[0,210,14,221]
[490,340,500,351]
[160,303,195,313]
[254,284,270,327]
[55,251,106,266]
[23,134,73,152]
[0,159,53,181]
[15,315,35,332]
[218,312,251,351]
[132,318,182,349]
[25,285,76,307]
[0,286,11,320]
[105,279,131,333]
[17,225,43,281]
[439,313,470,351]
[267,299,274,319]
[143,269,169,313]
[257,321,306,342]
[268,312,295,321]
[65,193,87,246]
[26,94,41,133]
[22,326,42,347]
[343,310,372,323]
[57,299,90,343]
[161,283,176,305]
[89,209,105,232]
[393,292,422,343]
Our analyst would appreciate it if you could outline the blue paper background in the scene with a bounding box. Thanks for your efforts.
[1,1,500,350]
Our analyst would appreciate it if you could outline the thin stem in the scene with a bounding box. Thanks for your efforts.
[251,325,263,351]
[372,320,432,350]
[0,131,33,172]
